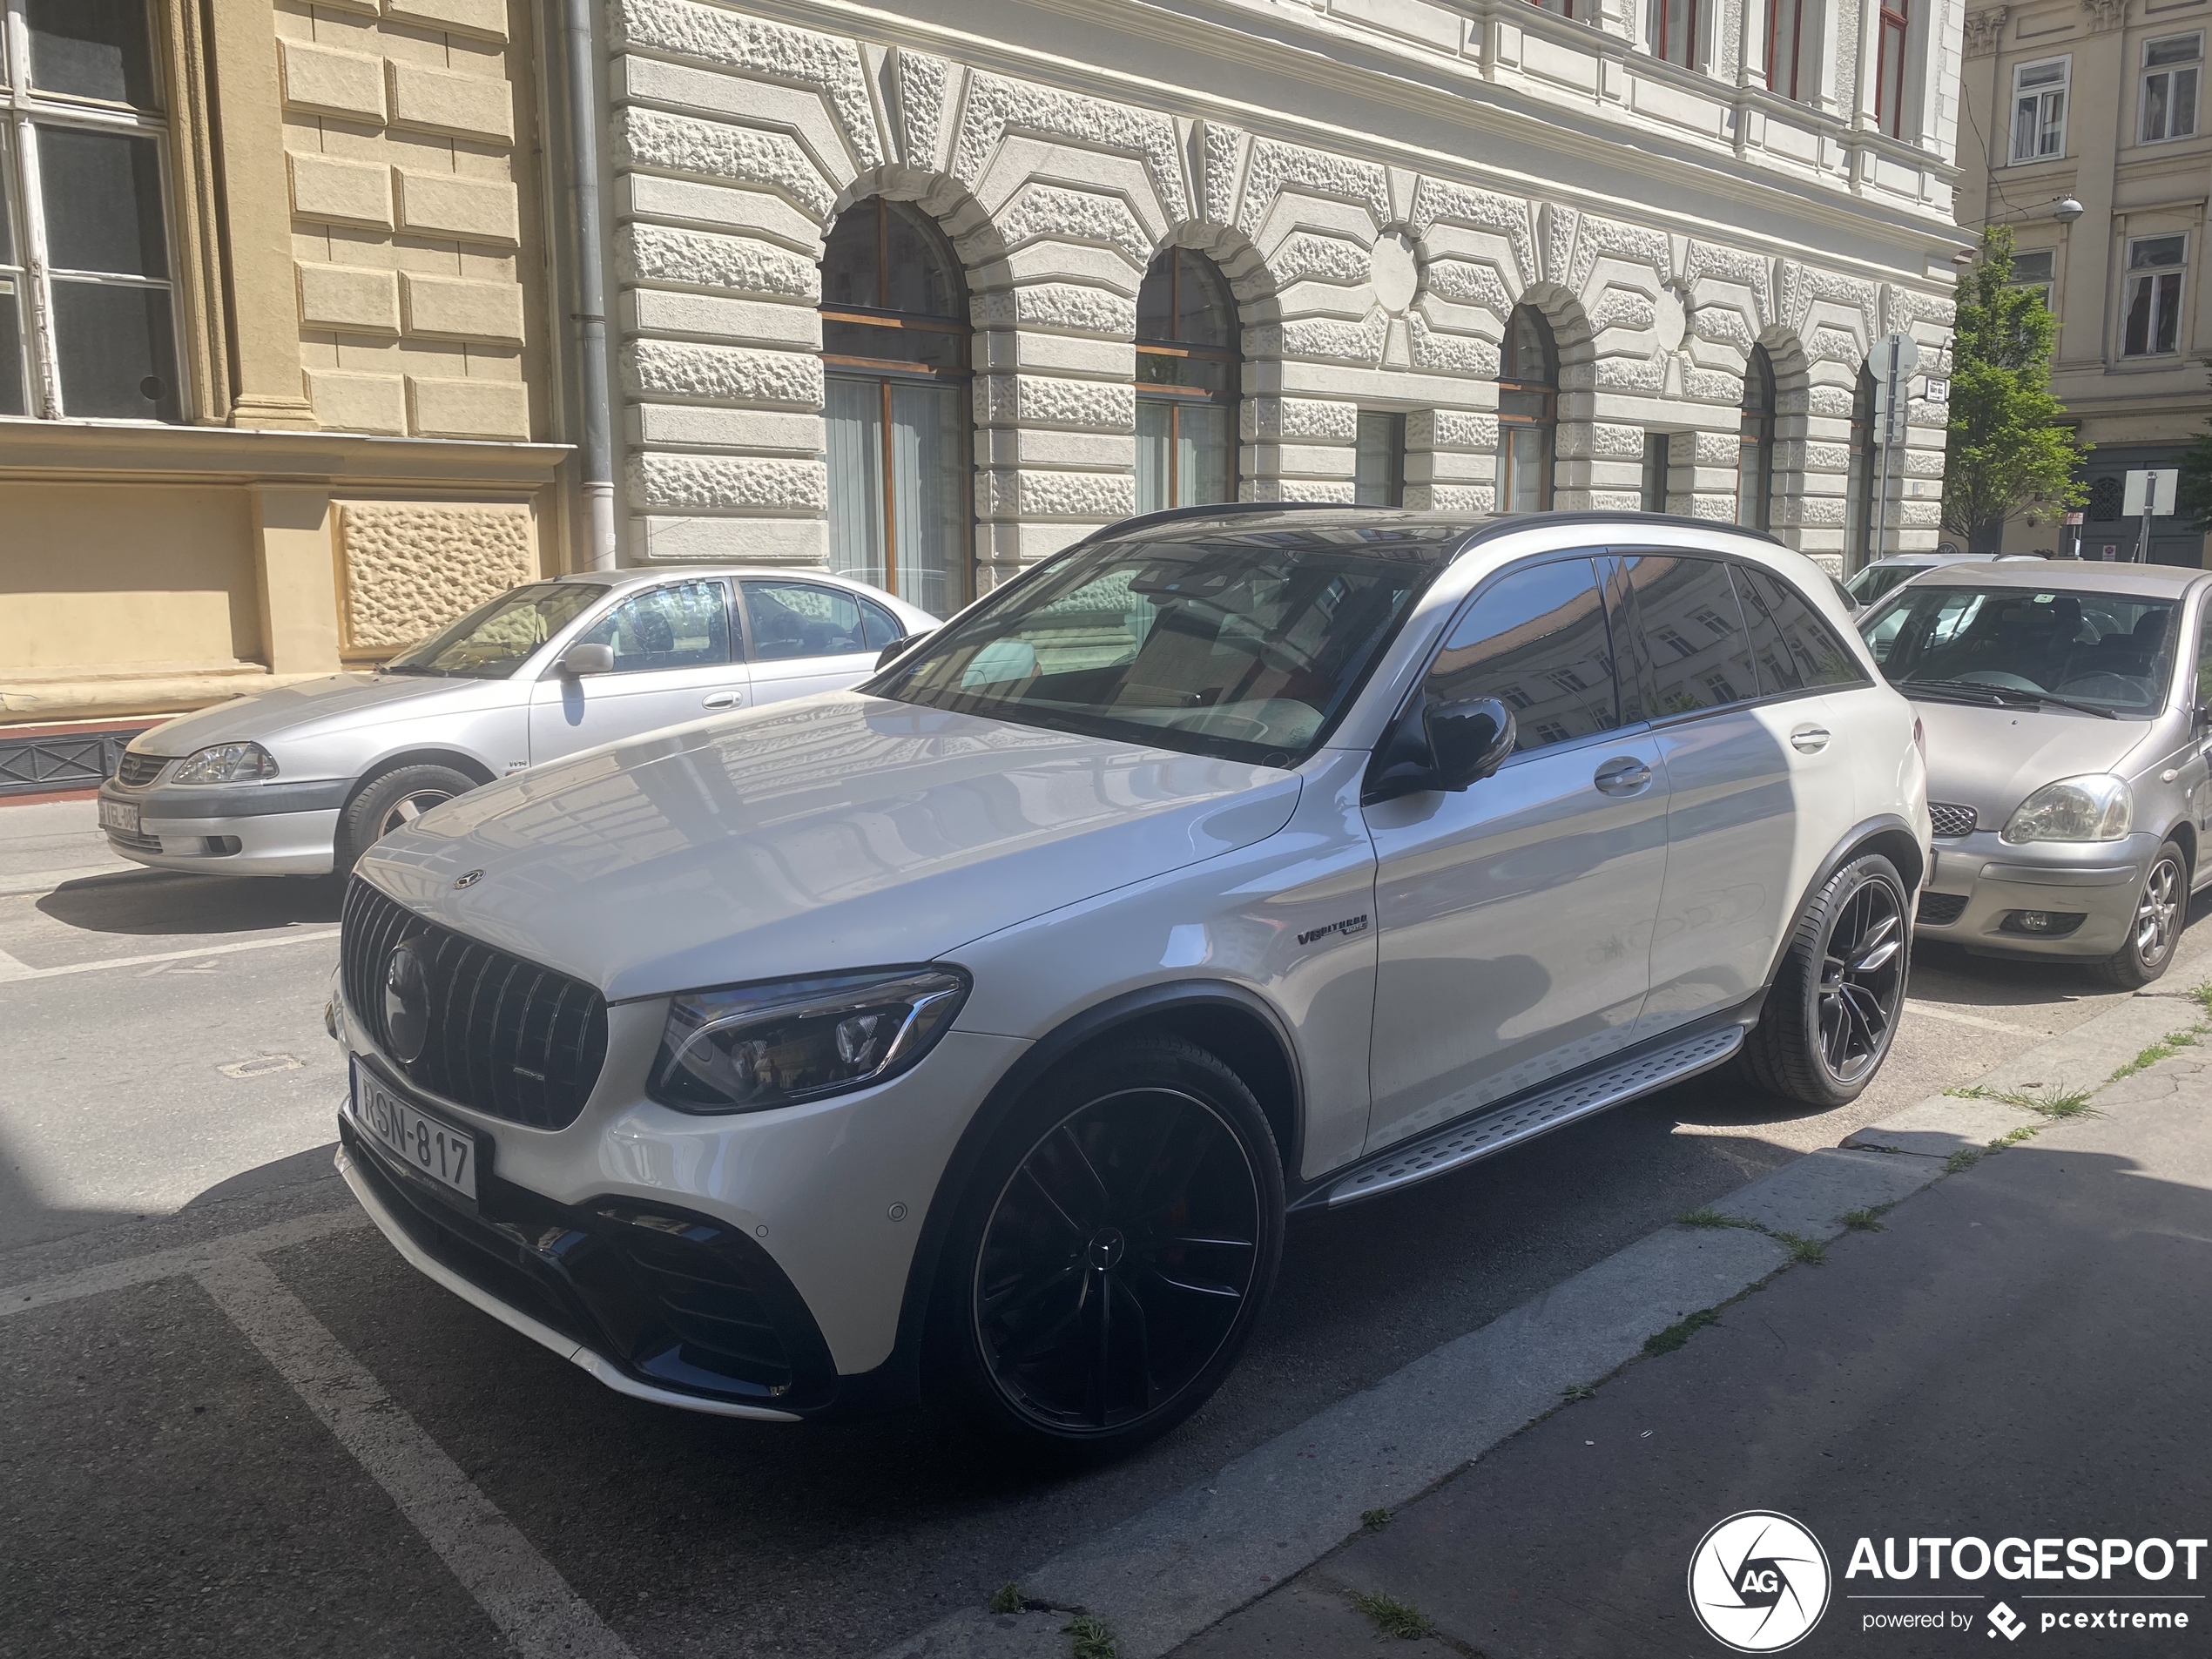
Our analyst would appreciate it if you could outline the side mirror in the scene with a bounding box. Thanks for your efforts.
[875,631,933,671]
[557,642,615,678]
[1361,694,1516,805]
[1427,695,1517,791]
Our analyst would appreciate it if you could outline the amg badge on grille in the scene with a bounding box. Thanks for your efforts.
[384,941,430,1063]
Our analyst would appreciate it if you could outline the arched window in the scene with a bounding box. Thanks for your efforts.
[819,198,971,617]
[1737,345,1777,531]
[1496,306,1557,513]
[1135,248,1238,511]
[1845,364,1877,570]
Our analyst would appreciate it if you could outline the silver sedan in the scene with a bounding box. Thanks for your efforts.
[96,566,939,878]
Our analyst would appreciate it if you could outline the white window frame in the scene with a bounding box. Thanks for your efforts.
[2120,233,2188,359]
[0,0,186,422]
[2011,56,2070,164]
[2139,32,2202,145]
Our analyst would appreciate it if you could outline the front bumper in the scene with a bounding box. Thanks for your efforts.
[1912,828,2159,958]
[98,778,347,875]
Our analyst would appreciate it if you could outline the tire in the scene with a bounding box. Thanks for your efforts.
[2087,839,2187,990]
[931,1035,1285,1461]
[336,764,478,874]
[1738,853,1911,1109]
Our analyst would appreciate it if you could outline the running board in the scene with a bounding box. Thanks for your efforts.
[1311,1023,1749,1211]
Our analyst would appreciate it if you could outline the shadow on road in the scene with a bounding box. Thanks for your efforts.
[37,872,344,937]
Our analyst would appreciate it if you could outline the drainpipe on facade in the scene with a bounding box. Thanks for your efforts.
[563,0,617,571]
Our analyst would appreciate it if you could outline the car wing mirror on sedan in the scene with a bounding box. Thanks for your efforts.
[557,643,615,677]
[1361,694,1517,805]
[875,631,934,671]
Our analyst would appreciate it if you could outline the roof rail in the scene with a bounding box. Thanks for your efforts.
[1064,500,1392,550]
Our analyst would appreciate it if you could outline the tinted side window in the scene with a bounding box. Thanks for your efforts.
[1736,565,1868,691]
[743,580,868,660]
[1426,558,1619,752]
[858,596,906,650]
[1619,554,1760,717]
[2195,614,2212,707]
[574,581,730,673]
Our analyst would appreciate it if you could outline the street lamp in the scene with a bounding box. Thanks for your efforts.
[2053,196,2085,224]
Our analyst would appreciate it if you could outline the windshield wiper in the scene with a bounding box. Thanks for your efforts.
[1900,678,2119,718]
[376,663,448,677]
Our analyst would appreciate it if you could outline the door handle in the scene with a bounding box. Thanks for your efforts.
[1791,725,1831,754]
[702,690,744,710]
[1594,756,1653,794]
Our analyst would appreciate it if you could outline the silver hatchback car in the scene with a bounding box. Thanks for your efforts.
[97,567,938,877]
[1861,561,2212,986]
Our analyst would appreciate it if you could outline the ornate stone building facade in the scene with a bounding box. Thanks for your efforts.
[1958,0,2212,563]
[0,0,569,756]
[591,0,1967,607]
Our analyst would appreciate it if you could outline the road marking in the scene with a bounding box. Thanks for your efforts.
[1905,1001,2040,1035]
[0,862,151,898]
[0,1206,371,1318]
[199,1254,636,1659]
[0,927,338,984]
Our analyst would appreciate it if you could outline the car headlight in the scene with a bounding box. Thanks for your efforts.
[170,741,280,785]
[2001,774,2133,844]
[650,967,970,1114]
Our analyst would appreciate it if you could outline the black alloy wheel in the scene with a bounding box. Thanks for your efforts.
[945,1036,1284,1455]
[1816,877,1906,1085]
[1738,852,1911,1108]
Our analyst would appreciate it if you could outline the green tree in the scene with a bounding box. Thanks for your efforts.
[2175,369,2212,532]
[1941,225,2087,543]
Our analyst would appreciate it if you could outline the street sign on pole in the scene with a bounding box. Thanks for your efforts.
[1869,332,1918,566]
[2121,469,2178,517]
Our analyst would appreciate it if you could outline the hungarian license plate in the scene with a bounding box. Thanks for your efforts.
[351,1060,477,1201]
[98,799,139,836]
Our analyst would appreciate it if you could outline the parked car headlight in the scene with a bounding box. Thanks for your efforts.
[2001,774,2133,844]
[650,967,970,1113]
[170,742,280,784]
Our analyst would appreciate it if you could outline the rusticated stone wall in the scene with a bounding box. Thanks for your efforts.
[337,502,537,652]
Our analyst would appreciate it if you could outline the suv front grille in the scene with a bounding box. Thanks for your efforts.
[115,752,166,786]
[1928,802,1977,840]
[341,878,608,1130]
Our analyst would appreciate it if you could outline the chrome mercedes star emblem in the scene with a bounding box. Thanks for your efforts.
[453,869,483,890]
[383,940,430,1064]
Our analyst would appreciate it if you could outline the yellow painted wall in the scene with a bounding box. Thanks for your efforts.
[0,483,260,671]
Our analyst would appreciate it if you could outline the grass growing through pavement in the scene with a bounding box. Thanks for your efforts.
[988,1584,1022,1615]
[1946,1146,1985,1173]
[1841,1207,1886,1231]
[1676,1205,1762,1230]
[1066,1612,1117,1659]
[1644,1308,1720,1355]
[1560,1382,1597,1402]
[1352,1592,1436,1640]
[1947,1082,2096,1117]
[1362,1507,1393,1532]
[1774,1231,1827,1264]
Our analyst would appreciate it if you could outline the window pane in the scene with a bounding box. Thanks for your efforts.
[2130,235,2185,268]
[1737,566,1865,691]
[2145,71,2172,140]
[819,202,880,311]
[1355,411,1403,507]
[880,201,962,320]
[1737,438,1770,529]
[1642,433,1669,511]
[2011,251,2054,285]
[858,597,905,650]
[1136,398,1172,514]
[1177,400,1234,506]
[577,582,730,672]
[2146,33,2202,65]
[1428,560,1617,752]
[889,378,968,617]
[1622,554,1760,715]
[0,275,26,416]
[28,0,158,109]
[38,127,169,278]
[51,280,178,419]
[2124,275,2153,354]
[742,580,867,661]
[2155,271,2182,354]
[826,376,887,590]
[1498,425,1549,512]
[2176,66,2200,135]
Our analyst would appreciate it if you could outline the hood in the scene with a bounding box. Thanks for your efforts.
[1911,696,2157,825]
[357,695,1302,1001]
[134,672,481,752]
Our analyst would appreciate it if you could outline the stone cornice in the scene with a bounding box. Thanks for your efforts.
[0,420,572,488]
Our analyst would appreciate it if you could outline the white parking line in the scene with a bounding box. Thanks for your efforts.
[0,862,148,898]
[199,1255,637,1659]
[1904,1001,2040,1035]
[1,1207,370,1317]
[0,927,338,984]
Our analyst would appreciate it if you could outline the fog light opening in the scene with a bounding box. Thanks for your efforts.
[200,835,242,856]
[2001,909,2086,937]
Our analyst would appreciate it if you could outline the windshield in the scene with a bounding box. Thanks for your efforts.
[1843,563,1919,605]
[1862,584,2179,717]
[867,528,1461,765]
[382,583,604,679]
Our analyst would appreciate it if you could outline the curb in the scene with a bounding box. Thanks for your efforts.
[879,982,2210,1659]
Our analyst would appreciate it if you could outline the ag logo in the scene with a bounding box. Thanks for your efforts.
[1688,1511,1831,1652]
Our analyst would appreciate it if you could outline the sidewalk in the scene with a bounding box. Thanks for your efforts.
[1176,1037,2212,1656]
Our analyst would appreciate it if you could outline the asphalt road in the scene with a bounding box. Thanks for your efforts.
[3,799,2207,1658]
